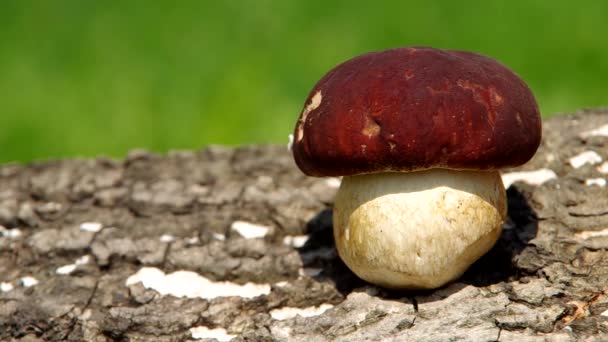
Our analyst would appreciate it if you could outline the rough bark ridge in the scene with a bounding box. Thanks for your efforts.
[1,109,608,341]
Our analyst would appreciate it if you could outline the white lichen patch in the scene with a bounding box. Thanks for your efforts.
[190,326,236,341]
[212,233,226,241]
[598,161,608,174]
[257,175,273,187]
[56,264,77,275]
[271,326,293,340]
[56,255,90,275]
[287,134,294,151]
[159,234,175,243]
[0,226,22,239]
[125,267,271,299]
[80,222,103,233]
[585,178,607,187]
[76,255,90,265]
[20,276,39,288]
[186,236,200,245]
[501,169,557,189]
[296,90,322,142]
[230,221,270,239]
[283,235,309,248]
[299,267,323,277]
[575,229,608,240]
[270,303,334,320]
[569,151,602,169]
[0,282,14,292]
[325,177,342,188]
[80,309,92,321]
[601,309,608,317]
[579,124,608,138]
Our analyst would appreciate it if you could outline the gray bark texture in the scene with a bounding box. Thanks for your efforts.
[1,109,608,341]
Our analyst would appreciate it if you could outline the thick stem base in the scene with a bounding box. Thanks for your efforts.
[333,169,507,289]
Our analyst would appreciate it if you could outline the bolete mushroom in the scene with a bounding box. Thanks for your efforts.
[292,47,541,289]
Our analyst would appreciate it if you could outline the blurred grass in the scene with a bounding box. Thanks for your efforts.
[0,1,607,163]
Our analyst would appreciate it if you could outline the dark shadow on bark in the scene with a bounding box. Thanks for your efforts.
[298,184,538,298]
[297,209,365,295]
[460,185,538,287]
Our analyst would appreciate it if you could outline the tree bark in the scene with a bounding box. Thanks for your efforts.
[1,109,608,341]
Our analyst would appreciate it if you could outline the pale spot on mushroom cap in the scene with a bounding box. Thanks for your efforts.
[569,151,603,169]
[126,267,271,299]
[515,112,523,126]
[190,326,236,341]
[270,303,334,320]
[296,90,323,142]
[230,221,270,239]
[362,115,381,138]
[501,169,557,188]
[491,89,503,105]
[404,69,414,80]
[456,79,485,105]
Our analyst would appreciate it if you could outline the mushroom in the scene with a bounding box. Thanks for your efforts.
[292,47,541,289]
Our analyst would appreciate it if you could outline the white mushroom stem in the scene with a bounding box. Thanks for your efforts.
[333,169,506,289]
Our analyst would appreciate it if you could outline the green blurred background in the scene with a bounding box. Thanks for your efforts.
[1,1,606,163]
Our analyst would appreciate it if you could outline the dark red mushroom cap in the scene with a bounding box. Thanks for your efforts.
[292,46,542,177]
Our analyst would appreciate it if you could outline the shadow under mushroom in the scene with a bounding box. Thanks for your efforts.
[460,185,539,287]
